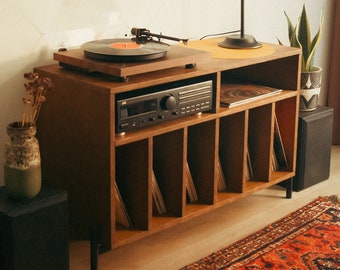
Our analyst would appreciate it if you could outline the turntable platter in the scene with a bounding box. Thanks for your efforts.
[81,38,169,62]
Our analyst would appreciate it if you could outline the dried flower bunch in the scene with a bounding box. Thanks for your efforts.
[21,72,54,127]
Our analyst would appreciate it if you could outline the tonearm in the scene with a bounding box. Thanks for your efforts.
[131,27,188,45]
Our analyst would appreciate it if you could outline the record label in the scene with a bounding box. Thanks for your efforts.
[110,42,141,49]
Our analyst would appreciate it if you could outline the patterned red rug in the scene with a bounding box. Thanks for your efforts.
[181,196,340,270]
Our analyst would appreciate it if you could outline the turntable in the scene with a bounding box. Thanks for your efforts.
[54,28,211,82]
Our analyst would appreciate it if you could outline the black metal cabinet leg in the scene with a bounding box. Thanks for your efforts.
[285,178,293,199]
[90,226,99,270]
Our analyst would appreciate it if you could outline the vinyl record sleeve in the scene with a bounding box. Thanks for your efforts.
[220,84,282,107]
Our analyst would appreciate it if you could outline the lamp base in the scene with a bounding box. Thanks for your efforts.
[218,34,261,49]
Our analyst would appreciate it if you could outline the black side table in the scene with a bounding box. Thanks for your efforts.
[294,106,334,191]
[0,185,68,270]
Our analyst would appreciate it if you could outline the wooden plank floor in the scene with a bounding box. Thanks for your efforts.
[70,145,340,270]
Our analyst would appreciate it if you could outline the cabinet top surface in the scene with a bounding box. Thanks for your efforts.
[36,42,300,94]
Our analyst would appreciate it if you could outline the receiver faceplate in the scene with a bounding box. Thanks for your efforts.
[116,80,213,133]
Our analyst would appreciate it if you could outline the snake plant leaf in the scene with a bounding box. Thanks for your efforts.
[293,21,302,50]
[298,4,311,71]
[305,9,324,71]
[284,11,295,42]
[284,11,299,48]
[277,38,284,45]
[284,12,301,50]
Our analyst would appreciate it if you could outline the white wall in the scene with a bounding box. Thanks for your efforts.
[0,0,335,186]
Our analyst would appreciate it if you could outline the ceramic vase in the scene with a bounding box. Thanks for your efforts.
[4,122,42,199]
[300,67,322,111]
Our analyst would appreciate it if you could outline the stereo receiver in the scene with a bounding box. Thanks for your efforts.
[116,80,213,133]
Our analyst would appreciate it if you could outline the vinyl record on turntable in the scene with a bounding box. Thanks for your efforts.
[81,38,169,62]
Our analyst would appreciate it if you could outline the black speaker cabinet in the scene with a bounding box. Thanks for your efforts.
[0,185,68,270]
[294,106,334,191]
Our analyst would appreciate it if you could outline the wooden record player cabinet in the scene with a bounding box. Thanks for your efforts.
[35,43,300,251]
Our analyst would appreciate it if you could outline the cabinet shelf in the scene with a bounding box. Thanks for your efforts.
[115,112,216,146]
[36,43,300,251]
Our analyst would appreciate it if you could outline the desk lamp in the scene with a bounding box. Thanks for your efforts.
[218,0,261,49]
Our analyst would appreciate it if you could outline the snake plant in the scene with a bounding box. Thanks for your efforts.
[284,4,324,72]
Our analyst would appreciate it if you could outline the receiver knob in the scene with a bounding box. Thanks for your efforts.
[160,94,177,110]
